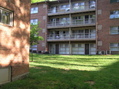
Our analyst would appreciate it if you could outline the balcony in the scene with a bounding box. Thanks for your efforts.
[47,33,96,41]
[47,21,70,28]
[47,19,96,29]
[48,5,96,16]
[72,19,95,26]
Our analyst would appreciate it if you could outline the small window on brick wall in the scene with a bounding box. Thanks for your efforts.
[0,7,13,26]
[110,43,119,51]
[110,0,119,3]
[110,26,119,34]
[31,7,38,14]
[30,19,38,25]
[110,10,119,19]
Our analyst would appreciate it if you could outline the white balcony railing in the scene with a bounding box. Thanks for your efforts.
[72,19,95,25]
[47,19,95,27]
[48,21,70,27]
[47,33,96,40]
[48,5,95,14]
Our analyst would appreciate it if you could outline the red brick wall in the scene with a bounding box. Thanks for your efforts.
[97,0,119,51]
[31,2,48,52]
[0,0,30,79]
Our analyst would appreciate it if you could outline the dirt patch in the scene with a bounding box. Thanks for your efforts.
[40,71,47,73]
[32,67,42,69]
[85,80,95,86]
[63,68,70,71]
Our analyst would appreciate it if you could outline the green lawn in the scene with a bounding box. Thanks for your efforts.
[1,54,119,89]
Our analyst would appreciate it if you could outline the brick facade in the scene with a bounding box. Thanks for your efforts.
[31,2,48,52]
[0,0,30,84]
[31,0,119,55]
[97,0,119,53]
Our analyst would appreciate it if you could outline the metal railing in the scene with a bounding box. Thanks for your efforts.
[71,33,96,40]
[47,21,70,27]
[47,33,96,40]
[47,34,70,40]
[47,19,95,27]
[72,19,95,25]
[48,5,96,14]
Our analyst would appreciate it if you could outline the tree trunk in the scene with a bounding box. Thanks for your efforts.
[32,46,34,61]
[31,43,34,62]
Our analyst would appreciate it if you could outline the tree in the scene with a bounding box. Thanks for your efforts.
[31,0,45,3]
[30,23,44,61]
[31,0,57,3]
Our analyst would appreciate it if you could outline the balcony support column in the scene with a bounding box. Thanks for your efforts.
[69,0,72,25]
[69,41,72,55]
[83,16,85,24]
[69,27,72,55]
[69,0,72,11]
[86,0,89,10]
[69,14,72,25]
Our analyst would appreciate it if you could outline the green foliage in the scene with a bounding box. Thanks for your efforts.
[31,0,45,3]
[30,23,43,46]
[31,0,57,3]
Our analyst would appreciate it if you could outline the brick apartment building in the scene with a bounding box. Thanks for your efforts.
[31,0,119,55]
[0,0,30,85]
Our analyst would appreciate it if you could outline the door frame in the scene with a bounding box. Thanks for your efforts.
[85,44,90,55]
[55,44,59,54]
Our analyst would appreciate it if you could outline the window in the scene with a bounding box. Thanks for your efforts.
[89,0,96,8]
[30,19,38,25]
[90,44,96,47]
[72,2,85,10]
[110,10,119,19]
[59,4,70,12]
[31,7,38,14]
[30,45,37,51]
[110,26,119,34]
[110,0,119,3]
[110,43,119,51]
[90,15,96,23]
[59,44,69,54]
[50,6,57,13]
[50,18,59,25]
[59,17,70,25]
[72,16,84,24]
[0,7,13,25]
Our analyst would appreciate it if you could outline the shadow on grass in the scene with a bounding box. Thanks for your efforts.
[1,55,119,89]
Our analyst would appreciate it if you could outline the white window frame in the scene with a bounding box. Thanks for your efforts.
[110,10,119,19]
[31,7,38,14]
[110,26,119,34]
[59,44,69,54]
[110,43,119,51]
[30,19,38,25]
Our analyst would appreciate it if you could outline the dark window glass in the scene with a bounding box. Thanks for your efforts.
[2,11,10,24]
[0,7,13,25]
[110,10,119,19]
[110,0,119,3]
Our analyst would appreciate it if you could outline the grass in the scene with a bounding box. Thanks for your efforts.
[1,54,119,89]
